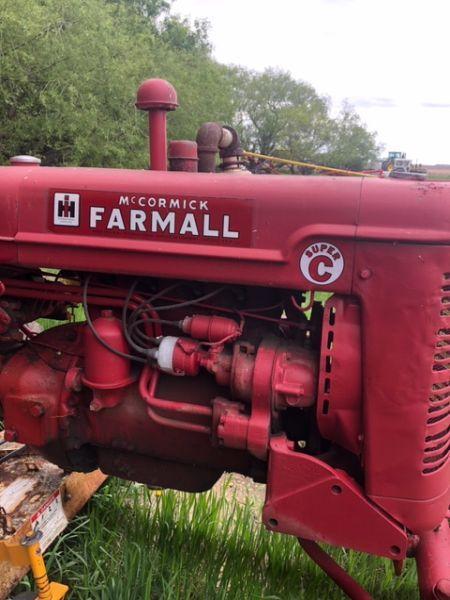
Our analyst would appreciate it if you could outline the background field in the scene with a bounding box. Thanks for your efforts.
[426,165,450,180]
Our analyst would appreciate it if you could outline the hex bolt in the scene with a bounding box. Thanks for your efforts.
[359,268,372,280]
[286,396,302,407]
[29,403,45,418]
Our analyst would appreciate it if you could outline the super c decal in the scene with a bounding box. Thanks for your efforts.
[300,242,344,285]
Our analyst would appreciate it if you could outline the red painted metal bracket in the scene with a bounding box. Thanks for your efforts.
[263,436,409,559]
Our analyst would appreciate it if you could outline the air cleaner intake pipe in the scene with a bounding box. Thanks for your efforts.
[136,78,178,171]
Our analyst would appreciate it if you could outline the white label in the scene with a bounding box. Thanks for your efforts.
[300,242,344,285]
[31,489,68,551]
[53,193,80,227]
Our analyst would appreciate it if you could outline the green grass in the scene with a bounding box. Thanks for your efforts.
[38,305,85,330]
[15,479,418,599]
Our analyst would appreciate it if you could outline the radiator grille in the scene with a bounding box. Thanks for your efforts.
[423,273,450,474]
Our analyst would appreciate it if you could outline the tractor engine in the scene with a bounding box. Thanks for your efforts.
[0,275,324,488]
[0,78,450,600]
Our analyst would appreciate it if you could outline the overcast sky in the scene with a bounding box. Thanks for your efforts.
[172,0,450,165]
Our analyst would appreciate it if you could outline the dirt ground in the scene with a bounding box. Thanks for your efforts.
[214,473,265,507]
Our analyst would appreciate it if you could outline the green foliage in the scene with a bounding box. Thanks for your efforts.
[234,68,379,170]
[323,103,379,170]
[106,0,171,19]
[0,0,232,168]
[160,15,211,53]
[0,0,378,170]
[1,0,145,166]
[235,68,331,159]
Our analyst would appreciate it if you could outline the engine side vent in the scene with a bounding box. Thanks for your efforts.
[423,273,450,474]
[317,296,362,455]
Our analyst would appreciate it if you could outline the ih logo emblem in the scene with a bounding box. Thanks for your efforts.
[53,193,80,227]
[300,242,344,285]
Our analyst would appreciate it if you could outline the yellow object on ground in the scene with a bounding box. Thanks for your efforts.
[0,436,107,599]
[22,531,68,600]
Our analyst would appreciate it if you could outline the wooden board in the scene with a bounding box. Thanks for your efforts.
[0,442,106,599]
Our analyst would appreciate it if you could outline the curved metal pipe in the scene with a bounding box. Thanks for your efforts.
[219,126,245,172]
[196,122,224,172]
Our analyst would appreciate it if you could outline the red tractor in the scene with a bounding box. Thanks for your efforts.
[0,79,449,599]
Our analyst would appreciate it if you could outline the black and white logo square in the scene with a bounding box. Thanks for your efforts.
[53,193,80,227]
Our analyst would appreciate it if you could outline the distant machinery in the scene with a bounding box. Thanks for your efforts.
[382,151,427,180]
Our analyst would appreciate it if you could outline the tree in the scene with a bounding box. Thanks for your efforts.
[322,104,379,170]
[0,0,150,166]
[232,68,378,170]
[160,16,211,54]
[106,0,171,19]
[0,0,234,167]
[234,68,331,157]
[0,0,378,172]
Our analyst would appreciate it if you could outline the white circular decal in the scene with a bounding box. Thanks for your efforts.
[300,242,344,285]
